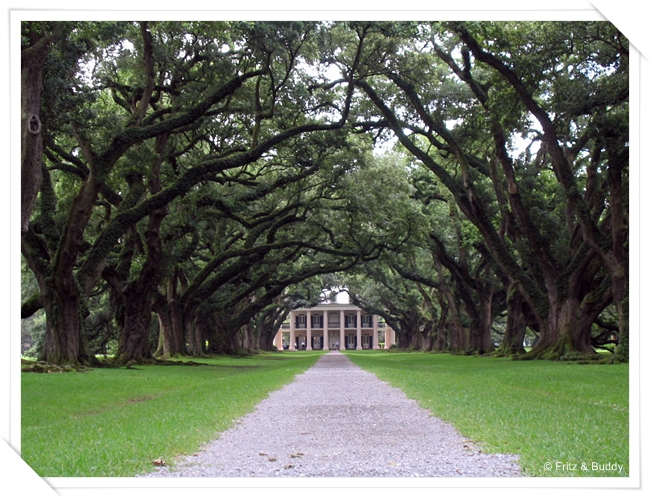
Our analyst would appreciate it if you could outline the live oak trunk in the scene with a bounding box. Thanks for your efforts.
[39,281,94,365]
[153,299,173,358]
[185,313,206,357]
[523,253,611,360]
[495,286,527,356]
[112,134,169,365]
[205,310,232,355]
[258,324,278,351]
[462,280,495,355]
[431,295,449,351]
[153,272,187,358]
[21,26,49,235]
[169,276,189,356]
[114,288,154,364]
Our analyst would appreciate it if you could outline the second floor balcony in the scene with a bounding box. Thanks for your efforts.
[291,313,376,330]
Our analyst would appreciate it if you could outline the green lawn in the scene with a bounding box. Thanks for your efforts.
[21,352,325,477]
[343,350,629,477]
[22,349,629,478]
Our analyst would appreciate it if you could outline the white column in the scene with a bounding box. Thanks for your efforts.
[323,311,329,350]
[275,329,284,350]
[289,311,295,351]
[356,309,362,350]
[385,325,392,348]
[306,310,312,350]
[373,315,379,349]
[339,310,346,350]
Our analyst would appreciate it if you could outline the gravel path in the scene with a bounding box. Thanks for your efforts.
[144,351,521,477]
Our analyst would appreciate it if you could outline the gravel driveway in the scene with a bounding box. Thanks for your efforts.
[144,351,521,478]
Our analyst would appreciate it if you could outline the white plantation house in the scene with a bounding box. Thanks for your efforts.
[273,303,395,351]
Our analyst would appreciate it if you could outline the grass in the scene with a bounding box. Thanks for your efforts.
[21,351,325,477]
[22,349,629,478]
[343,350,629,477]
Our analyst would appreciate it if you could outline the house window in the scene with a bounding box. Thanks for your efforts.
[361,315,372,327]
[311,314,323,328]
[296,315,306,328]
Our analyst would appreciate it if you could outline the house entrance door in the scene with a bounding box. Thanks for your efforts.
[362,335,371,349]
[312,336,322,350]
[346,335,356,350]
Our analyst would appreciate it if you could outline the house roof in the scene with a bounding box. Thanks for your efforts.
[292,303,365,312]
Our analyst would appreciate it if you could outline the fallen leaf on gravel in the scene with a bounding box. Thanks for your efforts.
[284,464,294,469]
[152,459,165,466]
[268,457,277,461]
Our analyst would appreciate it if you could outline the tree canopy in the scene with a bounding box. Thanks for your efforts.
[21,20,628,365]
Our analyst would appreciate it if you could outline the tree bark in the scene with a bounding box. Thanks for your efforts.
[114,290,154,364]
[166,273,189,356]
[185,313,206,357]
[112,135,168,364]
[496,286,527,355]
[432,294,449,351]
[21,25,50,235]
[473,285,494,354]
[153,299,172,358]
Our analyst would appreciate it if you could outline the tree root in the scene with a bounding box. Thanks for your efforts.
[21,359,93,373]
